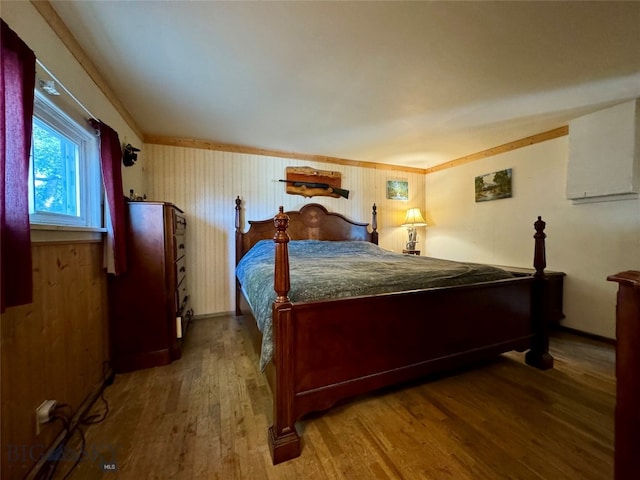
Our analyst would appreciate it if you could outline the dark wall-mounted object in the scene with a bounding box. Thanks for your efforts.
[123,144,140,167]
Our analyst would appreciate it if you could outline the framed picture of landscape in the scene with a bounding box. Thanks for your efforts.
[475,168,512,202]
[386,180,409,200]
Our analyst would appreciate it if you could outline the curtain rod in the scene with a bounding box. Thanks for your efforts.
[36,58,97,121]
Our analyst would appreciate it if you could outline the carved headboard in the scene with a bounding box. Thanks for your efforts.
[235,198,378,263]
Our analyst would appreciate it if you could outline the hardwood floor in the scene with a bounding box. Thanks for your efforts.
[61,315,614,479]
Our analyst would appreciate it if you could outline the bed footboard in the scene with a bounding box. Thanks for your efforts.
[242,202,554,465]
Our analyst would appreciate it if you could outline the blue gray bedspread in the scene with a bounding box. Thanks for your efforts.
[236,240,515,370]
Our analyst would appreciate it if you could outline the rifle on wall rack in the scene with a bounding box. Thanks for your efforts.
[279,180,349,199]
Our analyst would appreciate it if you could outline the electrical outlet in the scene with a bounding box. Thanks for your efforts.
[35,400,56,435]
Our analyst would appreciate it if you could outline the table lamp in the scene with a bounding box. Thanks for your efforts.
[402,208,427,251]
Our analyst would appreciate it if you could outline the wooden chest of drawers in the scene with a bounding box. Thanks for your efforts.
[108,201,193,372]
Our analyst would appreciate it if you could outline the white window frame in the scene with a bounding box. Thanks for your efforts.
[29,91,102,229]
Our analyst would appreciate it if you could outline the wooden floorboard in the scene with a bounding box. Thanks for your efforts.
[59,315,614,480]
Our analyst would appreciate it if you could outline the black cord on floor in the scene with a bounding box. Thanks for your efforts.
[83,361,112,425]
[40,411,75,480]
[81,388,109,425]
[37,362,113,479]
[60,425,85,480]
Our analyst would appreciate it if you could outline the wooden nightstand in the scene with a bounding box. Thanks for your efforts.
[492,265,565,325]
[402,250,420,255]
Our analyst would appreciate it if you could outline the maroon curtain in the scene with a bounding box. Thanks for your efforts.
[1,20,36,313]
[89,119,127,275]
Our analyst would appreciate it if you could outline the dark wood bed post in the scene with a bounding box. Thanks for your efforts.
[371,203,379,245]
[234,196,243,316]
[268,206,301,464]
[525,216,554,369]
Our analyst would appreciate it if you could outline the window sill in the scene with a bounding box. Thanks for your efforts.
[30,224,106,244]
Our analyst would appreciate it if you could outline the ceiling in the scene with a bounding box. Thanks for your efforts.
[48,1,640,169]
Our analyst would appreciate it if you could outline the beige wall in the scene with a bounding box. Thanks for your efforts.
[144,144,426,316]
[425,136,640,339]
[145,135,640,339]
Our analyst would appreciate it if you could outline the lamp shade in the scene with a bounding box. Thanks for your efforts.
[402,208,427,227]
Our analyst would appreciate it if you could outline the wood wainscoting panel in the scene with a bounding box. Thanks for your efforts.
[1,241,109,480]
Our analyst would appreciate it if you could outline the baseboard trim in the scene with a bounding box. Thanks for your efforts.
[192,311,234,320]
[552,325,616,346]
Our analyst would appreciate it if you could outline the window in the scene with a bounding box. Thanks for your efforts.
[29,92,102,228]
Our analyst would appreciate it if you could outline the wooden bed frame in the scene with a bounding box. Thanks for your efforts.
[234,197,554,464]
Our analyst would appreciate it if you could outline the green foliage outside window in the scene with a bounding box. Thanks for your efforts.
[31,117,79,216]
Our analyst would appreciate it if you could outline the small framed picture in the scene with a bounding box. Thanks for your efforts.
[387,180,408,200]
[475,168,513,202]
